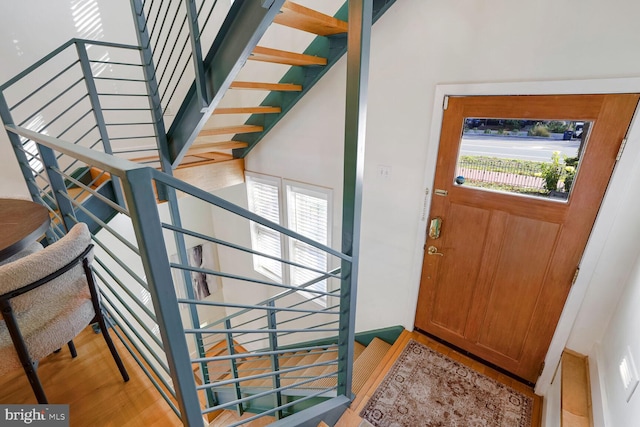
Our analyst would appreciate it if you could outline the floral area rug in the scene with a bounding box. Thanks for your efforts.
[359,340,533,427]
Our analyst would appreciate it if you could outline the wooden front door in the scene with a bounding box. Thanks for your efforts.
[415,94,639,384]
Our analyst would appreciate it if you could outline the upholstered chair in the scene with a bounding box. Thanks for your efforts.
[0,223,129,403]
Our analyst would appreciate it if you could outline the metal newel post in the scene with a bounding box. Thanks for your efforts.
[224,319,244,416]
[337,0,372,399]
[121,167,203,426]
[267,300,283,419]
[129,0,174,180]
[75,40,126,207]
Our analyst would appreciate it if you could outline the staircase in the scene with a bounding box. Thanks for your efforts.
[1,0,396,425]
[205,338,392,425]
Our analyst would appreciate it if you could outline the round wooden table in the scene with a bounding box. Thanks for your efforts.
[0,198,50,262]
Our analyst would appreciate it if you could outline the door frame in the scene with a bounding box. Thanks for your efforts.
[409,78,640,396]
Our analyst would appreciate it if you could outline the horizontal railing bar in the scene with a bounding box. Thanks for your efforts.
[177,299,340,316]
[51,167,127,215]
[93,259,158,324]
[154,173,351,262]
[149,0,179,49]
[277,304,341,329]
[70,124,99,145]
[58,138,103,179]
[9,61,80,111]
[53,106,93,139]
[93,76,150,83]
[60,193,139,255]
[108,323,180,418]
[197,360,338,391]
[89,60,143,67]
[156,41,190,96]
[113,148,158,155]
[105,121,157,126]
[96,92,149,97]
[274,307,340,331]
[276,320,341,340]
[191,344,338,364]
[162,52,192,107]
[198,0,219,34]
[15,77,84,121]
[158,52,191,107]
[171,264,335,297]
[0,40,76,90]
[163,223,342,280]
[76,39,142,51]
[101,107,152,112]
[201,371,340,415]
[109,135,157,141]
[98,280,167,356]
[154,11,188,80]
[90,234,149,290]
[145,0,162,41]
[185,328,339,335]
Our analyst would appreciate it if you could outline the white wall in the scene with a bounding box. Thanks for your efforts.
[596,253,640,426]
[245,0,640,337]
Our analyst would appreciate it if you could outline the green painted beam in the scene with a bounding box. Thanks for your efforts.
[167,0,286,167]
[232,0,397,159]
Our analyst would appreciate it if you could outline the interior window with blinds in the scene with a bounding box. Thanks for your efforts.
[285,182,331,306]
[246,174,283,281]
[245,172,332,307]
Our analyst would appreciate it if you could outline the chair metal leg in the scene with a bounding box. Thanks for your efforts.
[1,301,48,403]
[68,340,77,358]
[96,311,129,382]
[23,361,48,404]
[84,259,129,382]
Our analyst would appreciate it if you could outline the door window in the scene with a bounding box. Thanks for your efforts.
[454,118,591,201]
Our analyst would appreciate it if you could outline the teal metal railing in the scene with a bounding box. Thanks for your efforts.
[1,0,373,424]
[2,123,355,426]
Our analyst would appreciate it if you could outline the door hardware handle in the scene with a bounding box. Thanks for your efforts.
[427,246,444,256]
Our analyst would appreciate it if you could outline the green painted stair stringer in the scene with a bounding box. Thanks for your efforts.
[231,0,397,158]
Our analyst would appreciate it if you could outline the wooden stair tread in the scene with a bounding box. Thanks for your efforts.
[561,350,593,427]
[353,341,366,362]
[352,338,392,394]
[199,124,263,137]
[213,106,281,115]
[187,140,249,152]
[274,1,348,36]
[230,81,302,92]
[175,153,234,169]
[250,46,327,67]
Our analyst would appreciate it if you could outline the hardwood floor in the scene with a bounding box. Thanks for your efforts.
[0,328,543,426]
[336,330,543,427]
[0,326,181,427]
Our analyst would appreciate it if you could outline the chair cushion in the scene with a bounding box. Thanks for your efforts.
[0,224,96,374]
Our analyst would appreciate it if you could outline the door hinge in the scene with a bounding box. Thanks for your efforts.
[572,267,580,286]
[443,96,449,110]
[539,361,546,377]
[617,138,628,161]
[434,189,448,197]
